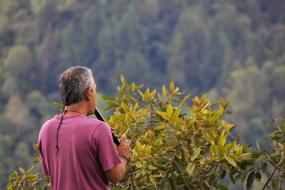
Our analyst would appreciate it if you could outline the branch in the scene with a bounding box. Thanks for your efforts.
[262,168,277,190]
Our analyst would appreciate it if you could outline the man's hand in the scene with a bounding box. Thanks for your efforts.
[117,137,132,162]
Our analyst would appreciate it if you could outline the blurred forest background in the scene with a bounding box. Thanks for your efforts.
[0,0,285,188]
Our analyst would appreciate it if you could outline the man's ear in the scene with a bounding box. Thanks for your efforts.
[84,87,93,101]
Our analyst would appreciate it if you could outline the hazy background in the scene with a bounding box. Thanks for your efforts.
[0,0,285,188]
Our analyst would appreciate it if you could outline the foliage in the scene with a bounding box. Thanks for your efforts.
[106,77,258,189]
[266,118,285,189]
[7,166,50,190]
[7,144,51,190]
[246,118,285,190]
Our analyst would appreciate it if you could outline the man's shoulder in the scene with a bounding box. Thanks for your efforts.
[79,116,107,128]
[87,118,111,135]
[38,115,57,141]
[41,115,58,128]
[72,116,110,136]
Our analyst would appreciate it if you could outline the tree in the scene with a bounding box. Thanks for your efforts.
[2,45,36,96]
[168,5,223,94]
[225,61,270,144]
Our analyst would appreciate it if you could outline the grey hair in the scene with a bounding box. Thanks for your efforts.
[59,66,95,106]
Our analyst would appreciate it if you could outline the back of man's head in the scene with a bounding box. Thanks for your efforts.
[59,66,95,106]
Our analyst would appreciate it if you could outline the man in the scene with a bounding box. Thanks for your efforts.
[38,66,131,190]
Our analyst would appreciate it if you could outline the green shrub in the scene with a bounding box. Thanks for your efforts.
[7,166,50,190]
[249,118,285,190]
[106,76,258,189]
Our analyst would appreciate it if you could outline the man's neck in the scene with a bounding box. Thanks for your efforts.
[65,102,89,116]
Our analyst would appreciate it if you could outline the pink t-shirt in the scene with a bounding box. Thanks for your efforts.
[38,113,121,190]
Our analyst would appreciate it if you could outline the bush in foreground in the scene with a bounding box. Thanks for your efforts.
[7,77,285,189]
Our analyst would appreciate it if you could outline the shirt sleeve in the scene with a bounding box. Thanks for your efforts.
[92,123,121,172]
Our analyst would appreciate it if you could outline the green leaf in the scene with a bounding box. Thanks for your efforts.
[162,85,168,96]
[193,96,200,105]
[33,144,39,151]
[225,141,236,152]
[145,88,150,96]
[52,101,64,109]
[27,166,34,174]
[170,82,175,93]
[154,125,166,131]
[121,102,129,112]
[179,94,191,108]
[186,163,195,175]
[214,106,224,119]
[19,167,25,174]
[150,89,157,99]
[156,111,169,120]
[219,98,229,109]
[148,165,157,170]
[167,104,173,115]
[205,181,214,188]
[172,109,180,120]
[130,83,136,91]
[191,147,201,161]
[225,156,237,167]
[222,120,235,131]
[136,162,143,168]
[135,141,144,152]
[120,74,127,85]
[138,90,145,100]
[218,130,227,146]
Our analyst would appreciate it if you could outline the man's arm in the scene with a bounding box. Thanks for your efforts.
[105,157,128,184]
[105,137,131,184]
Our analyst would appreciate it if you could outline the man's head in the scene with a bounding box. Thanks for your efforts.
[59,66,96,115]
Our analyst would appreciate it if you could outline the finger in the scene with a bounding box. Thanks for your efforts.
[120,136,127,142]
[125,139,131,146]
[120,138,129,146]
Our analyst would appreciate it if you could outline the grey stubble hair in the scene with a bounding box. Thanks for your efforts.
[59,66,95,106]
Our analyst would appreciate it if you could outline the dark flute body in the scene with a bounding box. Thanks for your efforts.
[95,108,120,146]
